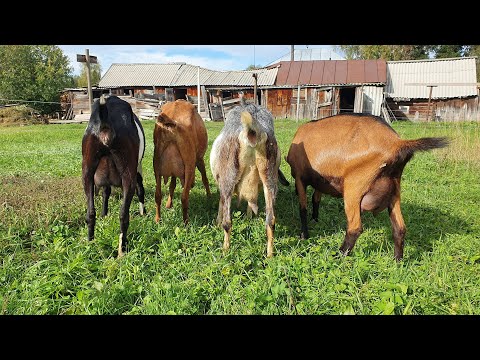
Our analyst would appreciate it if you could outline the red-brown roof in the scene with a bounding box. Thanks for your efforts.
[269,59,387,86]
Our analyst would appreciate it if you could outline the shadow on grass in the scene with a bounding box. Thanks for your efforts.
[44,175,469,261]
[273,185,471,261]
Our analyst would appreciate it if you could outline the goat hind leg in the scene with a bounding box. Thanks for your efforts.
[220,192,233,253]
[82,159,98,241]
[258,172,276,258]
[312,189,321,222]
[295,177,309,239]
[180,168,194,225]
[136,172,146,216]
[118,180,136,258]
[101,185,111,217]
[339,190,363,257]
[165,176,176,209]
[196,158,211,197]
[388,184,406,261]
[154,172,162,223]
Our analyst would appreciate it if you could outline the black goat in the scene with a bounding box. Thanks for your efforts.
[82,95,146,257]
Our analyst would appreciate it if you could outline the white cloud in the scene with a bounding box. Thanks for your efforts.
[58,45,333,76]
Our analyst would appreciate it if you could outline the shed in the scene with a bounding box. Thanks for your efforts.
[385,57,479,121]
[59,87,108,120]
[264,59,387,120]
[97,63,278,120]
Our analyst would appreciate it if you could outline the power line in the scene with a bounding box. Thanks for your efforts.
[0,98,64,105]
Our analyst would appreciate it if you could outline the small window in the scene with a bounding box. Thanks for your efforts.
[398,105,409,114]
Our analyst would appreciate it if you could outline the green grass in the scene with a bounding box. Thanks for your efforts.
[1,118,480,315]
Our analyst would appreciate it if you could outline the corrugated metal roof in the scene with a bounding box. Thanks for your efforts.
[99,63,183,87]
[171,65,215,86]
[98,63,278,88]
[272,60,387,86]
[385,57,478,99]
[266,48,345,66]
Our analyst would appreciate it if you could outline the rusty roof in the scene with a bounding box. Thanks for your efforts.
[270,60,387,86]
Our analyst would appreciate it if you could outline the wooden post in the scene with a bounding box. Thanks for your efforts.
[426,85,436,121]
[218,91,225,120]
[86,49,93,114]
[201,85,209,119]
[253,73,258,105]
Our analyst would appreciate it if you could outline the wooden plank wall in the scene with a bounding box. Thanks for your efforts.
[387,97,480,121]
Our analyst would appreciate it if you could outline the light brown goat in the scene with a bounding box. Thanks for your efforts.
[153,99,211,224]
[286,113,449,261]
[210,101,289,258]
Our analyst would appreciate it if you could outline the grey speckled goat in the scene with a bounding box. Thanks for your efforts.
[210,100,289,257]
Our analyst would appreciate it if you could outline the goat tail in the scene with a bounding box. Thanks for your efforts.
[278,169,290,186]
[240,110,253,128]
[97,94,115,146]
[240,110,266,147]
[396,136,450,164]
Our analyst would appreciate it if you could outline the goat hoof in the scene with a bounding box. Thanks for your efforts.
[338,247,351,258]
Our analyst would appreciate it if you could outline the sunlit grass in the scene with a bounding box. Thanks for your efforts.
[1,118,479,314]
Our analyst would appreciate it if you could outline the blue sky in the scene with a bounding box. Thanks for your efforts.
[59,45,340,76]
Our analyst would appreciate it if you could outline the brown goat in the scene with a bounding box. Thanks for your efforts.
[210,101,289,258]
[286,113,449,261]
[153,99,211,225]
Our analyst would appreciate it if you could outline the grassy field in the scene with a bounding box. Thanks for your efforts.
[1,118,479,315]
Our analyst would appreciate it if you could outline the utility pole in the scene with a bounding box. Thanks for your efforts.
[291,45,294,61]
[77,49,98,114]
[85,49,93,113]
[253,73,258,105]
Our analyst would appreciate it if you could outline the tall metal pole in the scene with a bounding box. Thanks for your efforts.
[86,49,93,114]
[296,84,301,122]
[291,45,294,61]
[197,66,201,115]
[253,73,258,105]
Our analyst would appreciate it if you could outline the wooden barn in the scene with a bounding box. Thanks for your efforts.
[96,63,278,120]
[59,87,108,120]
[263,59,388,120]
[385,57,480,121]
[61,55,480,123]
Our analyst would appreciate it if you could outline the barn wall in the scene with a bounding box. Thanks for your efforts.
[358,86,384,116]
[72,93,90,115]
[386,96,480,121]
[266,89,292,118]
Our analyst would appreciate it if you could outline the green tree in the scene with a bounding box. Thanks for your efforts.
[245,64,262,70]
[333,45,430,61]
[0,45,75,115]
[465,45,480,82]
[430,45,469,58]
[76,62,102,87]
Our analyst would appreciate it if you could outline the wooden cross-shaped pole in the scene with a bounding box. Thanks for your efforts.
[76,49,98,114]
